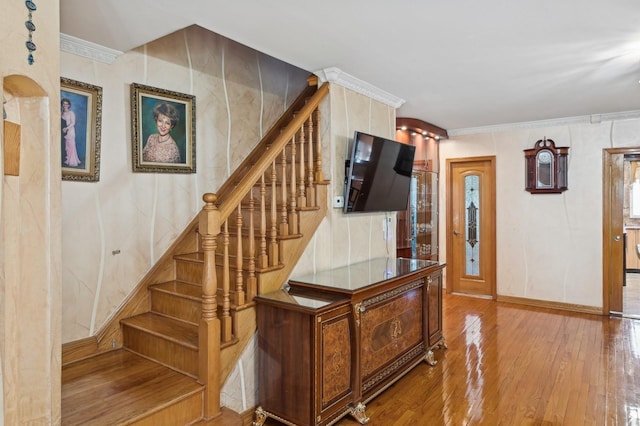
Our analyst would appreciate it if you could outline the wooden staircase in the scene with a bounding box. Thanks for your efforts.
[61,79,330,425]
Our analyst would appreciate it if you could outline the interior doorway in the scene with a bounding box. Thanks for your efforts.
[445,156,496,299]
[603,148,640,317]
[622,156,640,318]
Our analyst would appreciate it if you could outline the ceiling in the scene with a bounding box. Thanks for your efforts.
[60,0,640,132]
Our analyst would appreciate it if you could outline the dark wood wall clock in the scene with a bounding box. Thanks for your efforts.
[524,138,569,194]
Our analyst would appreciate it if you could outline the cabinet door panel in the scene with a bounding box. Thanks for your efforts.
[360,286,423,378]
[320,315,352,410]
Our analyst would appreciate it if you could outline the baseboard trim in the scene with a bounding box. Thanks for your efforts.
[240,407,256,426]
[496,295,603,316]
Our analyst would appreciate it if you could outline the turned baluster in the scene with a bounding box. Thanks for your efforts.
[246,189,257,301]
[235,204,245,306]
[220,220,232,342]
[297,124,307,208]
[306,115,316,207]
[313,108,324,183]
[269,161,279,266]
[288,135,298,235]
[258,175,268,269]
[279,145,289,236]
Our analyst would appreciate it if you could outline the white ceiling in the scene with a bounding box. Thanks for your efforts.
[60,0,640,132]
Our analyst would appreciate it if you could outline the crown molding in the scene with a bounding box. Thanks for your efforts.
[448,110,640,136]
[314,67,405,109]
[60,33,123,64]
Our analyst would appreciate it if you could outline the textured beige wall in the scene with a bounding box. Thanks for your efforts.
[1,1,62,425]
[60,26,310,343]
[439,118,640,308]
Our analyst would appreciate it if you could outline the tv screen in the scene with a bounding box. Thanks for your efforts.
[344,131,415,213]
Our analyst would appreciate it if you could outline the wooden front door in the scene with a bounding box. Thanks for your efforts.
[446,157,496,298]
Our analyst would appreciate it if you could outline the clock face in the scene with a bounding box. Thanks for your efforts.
[537,150,552,164]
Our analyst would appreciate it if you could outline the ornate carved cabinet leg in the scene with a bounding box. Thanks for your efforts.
[349,402,370,424]
[425,349,437,366]
[253,406,267,426]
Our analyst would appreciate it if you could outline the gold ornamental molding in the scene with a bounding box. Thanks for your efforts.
[362,279,423,308]
[361,344,424,393]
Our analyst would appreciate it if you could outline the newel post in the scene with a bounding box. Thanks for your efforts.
[199,193,222,419]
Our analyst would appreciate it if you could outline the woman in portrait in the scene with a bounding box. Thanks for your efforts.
[61,98,81,167]
[142,102,181,163]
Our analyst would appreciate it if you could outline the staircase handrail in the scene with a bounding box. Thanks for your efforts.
[214,81,329,222]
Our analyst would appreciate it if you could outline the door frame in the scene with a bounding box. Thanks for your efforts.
[602,147,640,315]
[445,156,497,299]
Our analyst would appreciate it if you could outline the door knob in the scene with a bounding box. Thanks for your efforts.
[615,235,621,241]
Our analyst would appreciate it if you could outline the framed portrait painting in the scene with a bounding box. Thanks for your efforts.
[60,77,102,182]
[131,83,196,173]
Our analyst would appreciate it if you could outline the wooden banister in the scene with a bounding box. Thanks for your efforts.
[216,83,329,221]
[196,81,330,419]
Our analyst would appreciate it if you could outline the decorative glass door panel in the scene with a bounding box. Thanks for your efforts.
[465,175,480,276]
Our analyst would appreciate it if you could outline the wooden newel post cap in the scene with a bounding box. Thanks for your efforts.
[203,193,217,205]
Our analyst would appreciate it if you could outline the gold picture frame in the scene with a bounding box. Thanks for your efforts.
[131,83,196,173]
[60,77,102,182]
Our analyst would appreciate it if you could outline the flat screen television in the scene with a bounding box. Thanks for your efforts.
[344,131,415,213]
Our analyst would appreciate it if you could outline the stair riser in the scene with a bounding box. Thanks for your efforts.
[220,219,304,256]
[123,327,198,377]
[175,259,203,284]
[129,390,203,426]
[218,234,264,260]
[150,291,200,325]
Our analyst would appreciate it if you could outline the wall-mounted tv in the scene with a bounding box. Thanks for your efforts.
[344,131,415,213]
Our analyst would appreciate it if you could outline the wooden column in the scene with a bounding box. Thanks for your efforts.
[199,193,222,420]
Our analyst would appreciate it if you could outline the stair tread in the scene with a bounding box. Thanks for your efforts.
[121,312,198,348]
[62,349,203,425]
[151,280,202,298]
[175,252,203,262]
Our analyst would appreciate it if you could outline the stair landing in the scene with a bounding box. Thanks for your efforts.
[62,349,204,425]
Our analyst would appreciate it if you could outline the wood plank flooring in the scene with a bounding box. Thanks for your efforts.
[265,293,640,425]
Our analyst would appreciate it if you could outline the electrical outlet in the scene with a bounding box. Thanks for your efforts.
[333,196,344,208]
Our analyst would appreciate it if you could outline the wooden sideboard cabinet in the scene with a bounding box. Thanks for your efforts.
[254,258,446,426]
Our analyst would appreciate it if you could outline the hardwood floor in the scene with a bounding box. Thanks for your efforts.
[264,292,640,425]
